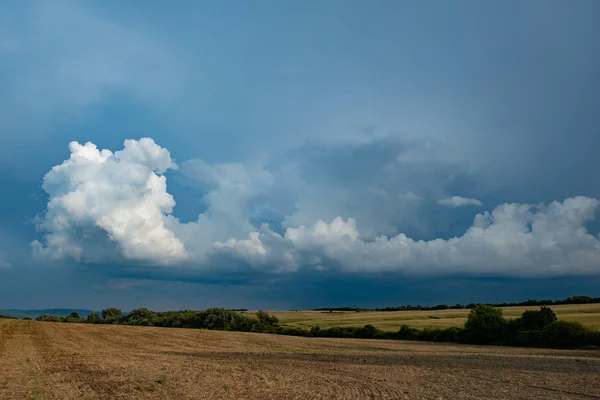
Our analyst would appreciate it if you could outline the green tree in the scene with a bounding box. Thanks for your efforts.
[101,308,123,324]
[463,304,506,344]
[309,326,322,337]
[86,312,101,324]
[519,306,557,330]
[36,314,62,322]
[396,324,420,340]
[354,324,378,339]
[541,321,590,348]
[195,308,256,331]
[539,306,558,327]
[63,311,82,323]
[127,308,158,326]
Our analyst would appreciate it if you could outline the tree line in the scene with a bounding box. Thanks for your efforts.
[314,295,600,312]
[32,305,600,349]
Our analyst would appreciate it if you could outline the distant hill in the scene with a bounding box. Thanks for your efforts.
[0,309,96,319]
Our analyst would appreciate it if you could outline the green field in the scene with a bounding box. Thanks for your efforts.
[262,304,600,331]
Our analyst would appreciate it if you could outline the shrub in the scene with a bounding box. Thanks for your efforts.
[432,327,463,342]
[541,321,590,348]
[63,312,82,323]
[354,324,379,339]
[101,308,124,324]
[36,314,62,322]
[396,325,420,341]
[518,306,557,330]
[374,330,396,340]
[279,327,310,336]
[127,308,158,326]
[156,310,198,328]
[309,326,321,337]
[463,304,506,344]
[418,328,439,342]
[513,330,544,347]
[323,327,344,338]
[256,311,279,326]
[86,312,101,324]
[195,308,256,331]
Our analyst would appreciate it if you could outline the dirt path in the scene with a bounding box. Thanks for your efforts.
[1,319,599,399]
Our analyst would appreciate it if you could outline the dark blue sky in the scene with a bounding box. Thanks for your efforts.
[1,0,599,310]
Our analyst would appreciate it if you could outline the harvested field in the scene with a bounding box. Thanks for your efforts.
[265,303,600,331]
[0,319,599,399]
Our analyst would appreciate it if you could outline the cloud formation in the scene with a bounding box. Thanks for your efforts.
[269,136,479,240]
[33,138,186,265]
[437,196,483,208]
[220,197,600,277]
[33,139,600,278]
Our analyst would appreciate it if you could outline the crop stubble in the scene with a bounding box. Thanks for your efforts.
[0,319,599,399]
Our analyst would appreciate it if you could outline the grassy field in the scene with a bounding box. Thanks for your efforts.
[262,303,600,331]
[1,319,599,399]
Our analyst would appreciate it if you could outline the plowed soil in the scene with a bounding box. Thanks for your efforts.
[0,319,599,399]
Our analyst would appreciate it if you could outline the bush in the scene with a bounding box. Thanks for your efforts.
[518,306,557,330]
[86,312,101,324]
[418,328,439,342]
[396,325,420,340]
[541,321,591,348]
[432,327,463,342]
[354,324,379,339]
[256,311,279,326]
[101,308,124,324]
[374,330,396,340]
[279,327,310,337]
[323,327,344,338]
[195,308,256,331]
[127,308,158,326]
[309,326,321,337]
[63,313,82,323]
[36,314,62,322]
[156,310,198,328]
[463,304,506,344]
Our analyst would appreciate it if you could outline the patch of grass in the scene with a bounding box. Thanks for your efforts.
[223,384,231,393]
[263,304,600,331]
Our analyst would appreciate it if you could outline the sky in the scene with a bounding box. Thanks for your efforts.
[1,0,600,311]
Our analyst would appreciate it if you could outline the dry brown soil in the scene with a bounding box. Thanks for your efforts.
[1,319,599,399]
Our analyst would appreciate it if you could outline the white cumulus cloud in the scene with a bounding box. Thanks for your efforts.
[33,138,187,265]
[33,138,600,278]
[437,196,483,208]
[216,197,600,277]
